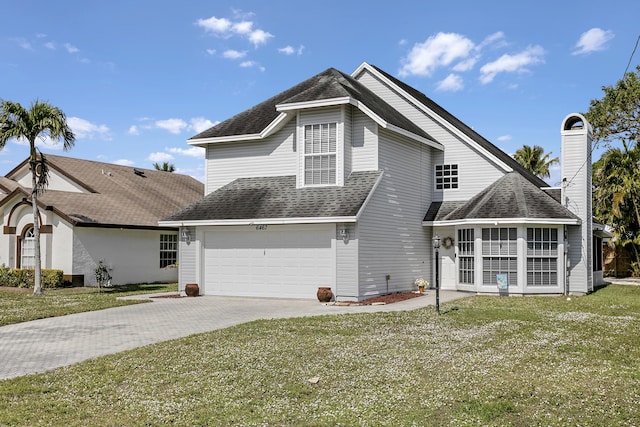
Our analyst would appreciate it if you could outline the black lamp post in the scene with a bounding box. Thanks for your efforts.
[433,234,440,315]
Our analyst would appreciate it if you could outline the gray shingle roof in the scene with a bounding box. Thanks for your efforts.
[1,155,204,228]
[163,171,382,222]
[189,68,433,142]
[424,172,579,222]
[369,65,550,189]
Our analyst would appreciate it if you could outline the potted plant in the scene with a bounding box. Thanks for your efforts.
[414,277,429,293]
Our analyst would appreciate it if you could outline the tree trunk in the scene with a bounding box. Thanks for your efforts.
[31,159,42,296]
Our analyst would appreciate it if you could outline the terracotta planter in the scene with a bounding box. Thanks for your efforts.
[317,287,333,302]
[185,283,199,297]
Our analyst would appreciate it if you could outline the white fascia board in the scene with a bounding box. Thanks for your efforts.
[159,216,357,227]
[187,113,293,147]
[354,63,513,173]
[276,97,351,111]
[423,217,581,227]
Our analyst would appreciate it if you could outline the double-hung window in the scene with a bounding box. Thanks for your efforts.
[482,227,517,286]
[160,234,178,268]
[304,123,337,185]
[527,228,558,286]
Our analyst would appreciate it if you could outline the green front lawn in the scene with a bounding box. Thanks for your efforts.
[0,283,177,326]
[0,284,638,426]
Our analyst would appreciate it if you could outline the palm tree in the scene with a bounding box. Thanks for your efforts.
[0,100,75,295]
[593,143,640,274]
[513,144,559,179]
[153,161,176,172]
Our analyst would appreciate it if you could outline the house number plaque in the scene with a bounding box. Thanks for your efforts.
[255,225,268,231]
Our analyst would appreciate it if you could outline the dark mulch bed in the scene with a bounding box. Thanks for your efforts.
[347,291,425,305]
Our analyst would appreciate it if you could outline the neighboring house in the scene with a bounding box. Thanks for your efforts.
[160,62,605,300]
[0,155,204,286]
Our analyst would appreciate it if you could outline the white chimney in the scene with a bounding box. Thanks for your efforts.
[561,113,593,294]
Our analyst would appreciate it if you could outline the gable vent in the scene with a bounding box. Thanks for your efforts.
[133,168,145,177]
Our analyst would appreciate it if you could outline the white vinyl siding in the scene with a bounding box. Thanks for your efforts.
[357,129,433,298]
[205,120,297,194]
[354,70,505,201]
[350,110,378,171]
[178,227,197,291]
[335,223,359,299]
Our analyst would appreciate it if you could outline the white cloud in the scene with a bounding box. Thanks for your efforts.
[223,49,247,59]
[196,14,273,48]
[68,117,111,140]
[13,37,33,50]
[436,74,464,92]
[147,152,174,162]
[497,135,512,142]
[44,42,56,50]
[189,117,215,134]
[64,43,79,54]
[155,118,187,134]
[206,49,216,55]
[572,28,614,55]
[128,125,139,135]
[232,21,253,34]
[452,57,478,72]
[248,29,273,47]
[278,45,304,55]
[479,45,545,84]
[113,159,135,166]
[477,31,506,50]
[195,16,232,33]
[167,146,206,158]
[399,32,475,77]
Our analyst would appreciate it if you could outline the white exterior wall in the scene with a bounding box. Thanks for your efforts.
[561,114,593,294]
[73,228,178,286]
[436,225,456,291]
[335,222,358,299]
[355,70,506,201]
[205,120,298,194]
[178,226,197,293]
[357,128,433,297]
[350,109,378,172]
[11,168,87,193]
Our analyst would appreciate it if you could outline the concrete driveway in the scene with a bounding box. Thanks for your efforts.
[0,290,469,380]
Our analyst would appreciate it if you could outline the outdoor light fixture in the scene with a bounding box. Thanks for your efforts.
[181,228,191,244]
[433,234,441,315]
[339,227,349,243]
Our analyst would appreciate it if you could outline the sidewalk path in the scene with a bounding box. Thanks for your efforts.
[0,290,469,380]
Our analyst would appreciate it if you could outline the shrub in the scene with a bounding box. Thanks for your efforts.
[0,265,64,288]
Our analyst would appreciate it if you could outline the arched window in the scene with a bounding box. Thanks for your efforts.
[21,226,36,269]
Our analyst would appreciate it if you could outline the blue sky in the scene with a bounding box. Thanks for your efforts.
[2,1,639,185]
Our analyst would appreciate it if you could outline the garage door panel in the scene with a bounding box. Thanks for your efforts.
[204,225,334,299]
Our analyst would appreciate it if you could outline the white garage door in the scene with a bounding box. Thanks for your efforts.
[203,224,334,299]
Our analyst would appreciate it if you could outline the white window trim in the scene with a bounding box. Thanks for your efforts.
[434,164,459,191]
[296,108,345,188]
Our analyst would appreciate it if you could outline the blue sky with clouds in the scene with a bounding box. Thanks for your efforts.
[2,1,638,185]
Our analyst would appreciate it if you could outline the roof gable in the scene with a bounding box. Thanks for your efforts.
[188,68,436,145]
[425,172,579,223]
[0,155,204,228]
[359,63,549,189]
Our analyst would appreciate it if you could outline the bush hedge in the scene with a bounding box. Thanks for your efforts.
[0,266,64,288]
